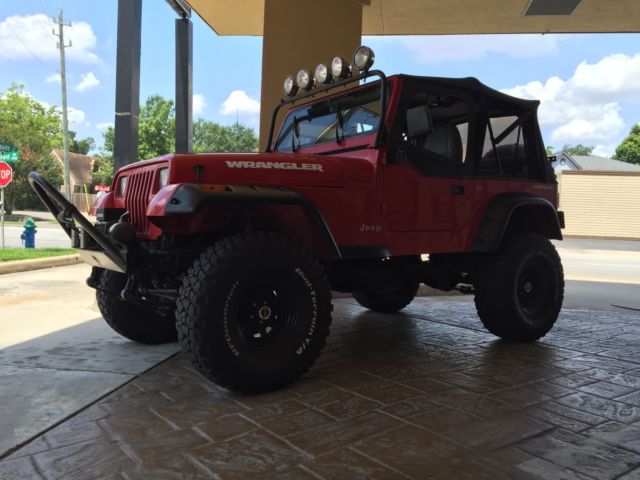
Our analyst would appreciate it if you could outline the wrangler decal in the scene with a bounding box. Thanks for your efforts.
[225,160,324,172]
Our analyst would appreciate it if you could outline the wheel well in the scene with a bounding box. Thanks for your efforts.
[504,205,562,240]
[471,195,562,252]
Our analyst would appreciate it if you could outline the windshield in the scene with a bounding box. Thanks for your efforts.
[274,85,381,152]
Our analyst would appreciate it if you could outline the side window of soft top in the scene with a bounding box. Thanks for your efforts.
[481,115,528,177]
[401,92,470,176]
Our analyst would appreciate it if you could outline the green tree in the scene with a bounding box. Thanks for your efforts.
[0,84,63,213]
[562,144,594,156]
[614,124,640,165]
[68,130,96,155]
[92,155,114,186]
[103,95,258,159]
[102,95,175,160]
[193,120,258,153]
[138,95,175,159]
[545,146,555,155]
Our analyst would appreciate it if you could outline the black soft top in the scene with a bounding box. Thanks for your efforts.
[394,74,540,111]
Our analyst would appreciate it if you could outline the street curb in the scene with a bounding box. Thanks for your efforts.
[0,254,82,275]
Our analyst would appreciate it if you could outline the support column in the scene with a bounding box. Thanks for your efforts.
[114,0,142,170]
[175,17,193,153]
[259,0,363,151]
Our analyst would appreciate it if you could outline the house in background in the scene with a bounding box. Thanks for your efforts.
[50,149,96,193]
[553,152,640,172]
[553,151,640,239]
[50,149,97,213]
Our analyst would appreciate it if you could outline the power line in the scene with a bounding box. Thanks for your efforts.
[6,20,45,63]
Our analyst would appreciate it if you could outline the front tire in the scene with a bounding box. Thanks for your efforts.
[353,281,420,313]
[473,233,564,342]
[95,269,178,344]
[175,232,332,393]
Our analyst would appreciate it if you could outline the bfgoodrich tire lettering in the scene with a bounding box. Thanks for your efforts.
[473,233,564,342]
[95,268,178,344]
[175,232,332,393]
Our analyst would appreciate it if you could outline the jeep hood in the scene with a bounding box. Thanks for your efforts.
[164,152,375,188]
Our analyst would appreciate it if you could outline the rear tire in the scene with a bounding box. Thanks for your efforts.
[95,269,178,344]
[473,233,564,342]
[175,232,332,393]
[353,281,420,313]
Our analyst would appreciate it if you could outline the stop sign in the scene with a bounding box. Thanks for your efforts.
[0,162,12,188]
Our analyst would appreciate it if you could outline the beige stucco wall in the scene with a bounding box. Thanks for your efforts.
[558,171,640,239]
[259,0,363,150]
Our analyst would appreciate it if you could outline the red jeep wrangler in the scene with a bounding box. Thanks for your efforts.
[30,46,564,393]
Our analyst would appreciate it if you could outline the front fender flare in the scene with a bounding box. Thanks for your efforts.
[161,183,342,259]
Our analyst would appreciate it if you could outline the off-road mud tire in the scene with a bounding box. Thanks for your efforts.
[175,232,332,393]
[353,281,420,313]
[473,233,564,342]
[95,269,178,344]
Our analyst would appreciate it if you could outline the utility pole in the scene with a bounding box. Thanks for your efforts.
[53,10,72,201]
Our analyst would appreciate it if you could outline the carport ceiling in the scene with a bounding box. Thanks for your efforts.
[185,0,640,35]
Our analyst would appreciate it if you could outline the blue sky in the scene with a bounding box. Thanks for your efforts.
[1,1,639,157]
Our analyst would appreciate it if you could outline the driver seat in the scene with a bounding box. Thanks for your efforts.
[423,123,463,163]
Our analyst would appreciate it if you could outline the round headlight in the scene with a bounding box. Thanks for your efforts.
[283,74,297,96]
[353,45,375,71]
[331,56,351,79]
[296,69,312,91]
[315,63,331,85]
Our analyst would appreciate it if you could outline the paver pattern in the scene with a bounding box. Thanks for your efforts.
[2,297,640,479]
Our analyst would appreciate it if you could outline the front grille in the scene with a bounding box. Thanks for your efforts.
[124,169,154,237]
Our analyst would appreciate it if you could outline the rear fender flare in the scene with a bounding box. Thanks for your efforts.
[471,193,562,252]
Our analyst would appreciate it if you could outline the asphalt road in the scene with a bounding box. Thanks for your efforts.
[1,223,639,286]
[1,225,72,249]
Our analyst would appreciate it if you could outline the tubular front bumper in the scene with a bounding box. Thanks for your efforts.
[28,172,127,273]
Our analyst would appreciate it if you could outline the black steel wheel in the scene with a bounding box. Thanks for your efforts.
[175,232,332,393]
[473,233,564,342]
[95,268,178,344]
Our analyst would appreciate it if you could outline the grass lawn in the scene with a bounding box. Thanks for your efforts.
[0,248,76,262]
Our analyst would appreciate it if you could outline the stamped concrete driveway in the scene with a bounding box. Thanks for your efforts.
[2,297,640,478]
[1,241,640,479]
[0,264,178,458]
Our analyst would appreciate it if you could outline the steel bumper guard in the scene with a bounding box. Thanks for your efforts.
[28,172,127,273]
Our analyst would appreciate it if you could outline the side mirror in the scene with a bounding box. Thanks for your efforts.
[547,155,557,163]
[406,105,433,139]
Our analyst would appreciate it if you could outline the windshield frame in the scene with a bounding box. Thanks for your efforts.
[266,69,388,153]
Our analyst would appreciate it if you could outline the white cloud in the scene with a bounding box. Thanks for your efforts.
[45,73,60,84]
[502,53,640,145]
[221,90,260,115]
[75,72,100,91]
[193,93,206,117]
[0,14,100,64]
[372,34,562,63]
[67,106,86,126]
[97,122,113,131]
[592,144,616,158]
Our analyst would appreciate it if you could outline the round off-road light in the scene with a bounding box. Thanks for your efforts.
[314,63,331,85]
[331,56,350,79]
[283,74,297,96]
[353,45,375,71]
[296,69,312,91]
